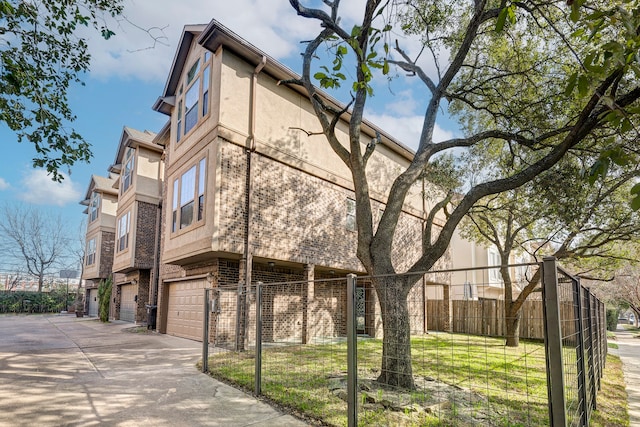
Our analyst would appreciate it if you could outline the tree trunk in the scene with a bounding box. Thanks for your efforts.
[375,278,415,389]
[505,310,521,347]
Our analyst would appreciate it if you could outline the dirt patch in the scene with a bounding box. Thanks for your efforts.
[122,326,153,334]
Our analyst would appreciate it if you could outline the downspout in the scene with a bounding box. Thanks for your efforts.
[237,56,266,351]
[422,177,428,333]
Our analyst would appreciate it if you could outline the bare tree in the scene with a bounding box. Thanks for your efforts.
[0,204,69,292]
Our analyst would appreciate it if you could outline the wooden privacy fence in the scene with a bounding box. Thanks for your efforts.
[427,298,561,340]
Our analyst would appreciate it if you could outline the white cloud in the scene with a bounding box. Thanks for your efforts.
[18,169,82,207]
[366,113,455,151]
[0,178,9,191]
[85,0,317,82]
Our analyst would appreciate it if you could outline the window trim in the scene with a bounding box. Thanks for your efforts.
[86,238,96,266]
[175,52,212,143]
[171,157,207,234]
[89,192,100,222]
[117,211,131,252]
[346,198,356,232]
[121,147,135,194]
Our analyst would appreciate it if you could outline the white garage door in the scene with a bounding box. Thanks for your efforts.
[166,280,206,341]
[120,284,136,322]
[88,289,99,317]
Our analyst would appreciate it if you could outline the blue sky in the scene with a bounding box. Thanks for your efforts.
[0,0,459,259]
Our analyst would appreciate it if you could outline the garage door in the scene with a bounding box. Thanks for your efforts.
[120,284,136,322]
[88,289,99,317]
[166,280,206,341]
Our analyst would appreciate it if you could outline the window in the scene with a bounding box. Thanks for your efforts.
[346,198,356,231]
[488,248,502,285]
[176,53,212,142]
[89,192,100,222]
[86,238,96,266]
[122,147,135,193]
[117,211,130,252]
[172,158,207,232]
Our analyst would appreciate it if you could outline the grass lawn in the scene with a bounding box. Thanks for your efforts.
[205,333,626,426]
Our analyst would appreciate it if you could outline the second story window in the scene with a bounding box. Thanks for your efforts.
[86,238,96,266]
[117,211,130,252]
[122,147,135,193]
[172,158,207,233]
[346,198,356,232]
[89,192,100,222]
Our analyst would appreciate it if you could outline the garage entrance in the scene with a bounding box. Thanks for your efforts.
[166,279,206,341]
[120,283,136,322]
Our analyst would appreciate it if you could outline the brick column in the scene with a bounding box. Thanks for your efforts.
[302,264,314,344]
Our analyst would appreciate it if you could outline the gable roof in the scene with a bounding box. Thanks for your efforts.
[109,126,159,174]
[153,19,415,160]
[79,174,118,206]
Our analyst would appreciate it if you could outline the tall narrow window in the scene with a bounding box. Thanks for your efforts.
[176,99,183,143]
[346,198,356,231]
[86,238,96,266]
[202,66,210,117]
[122,147,135,193]
[172,179,179,233]
[184,59,200,135]
[117,211,130,252]
[180,166,196,229]
[197,158,206,220]
[89,192,100,222]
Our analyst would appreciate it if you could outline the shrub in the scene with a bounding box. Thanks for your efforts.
[606,308,619,331]
[98,277,112,323]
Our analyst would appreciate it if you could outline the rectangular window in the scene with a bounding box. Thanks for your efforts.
[117,211,130,252]
[184,79,199,134]
[171,159,206,233]
[86,238,96,266]
[176,99,183,143]
[172,179,179,233]
[346,198,356,231]
[180,166,196,229]
[122,147,135,193]
[197,158,206,220]
[202,66,210,117]
[488,249,502,284]
[89,192,100,222]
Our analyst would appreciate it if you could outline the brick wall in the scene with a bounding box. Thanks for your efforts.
[134,201,158,270]
[98,231,115,278]
[216,138,431,273]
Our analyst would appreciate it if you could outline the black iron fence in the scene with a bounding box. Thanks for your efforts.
[204,257,606,426]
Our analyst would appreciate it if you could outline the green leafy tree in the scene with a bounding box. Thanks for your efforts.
[0,0,124,180]
[288,0,640,388]
[463,155,640,346]
[97,276,111,322]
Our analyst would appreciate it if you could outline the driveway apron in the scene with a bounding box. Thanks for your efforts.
[0,314,308,427]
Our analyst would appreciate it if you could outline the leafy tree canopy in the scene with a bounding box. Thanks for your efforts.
[0,0,124,181]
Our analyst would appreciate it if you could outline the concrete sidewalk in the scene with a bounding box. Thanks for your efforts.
[612,326,640,427]
[0,314,308,427]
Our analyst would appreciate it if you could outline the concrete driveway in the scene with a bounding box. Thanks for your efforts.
[0,314,308,427]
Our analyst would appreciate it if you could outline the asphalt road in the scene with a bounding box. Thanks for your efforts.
[0,314,308,427]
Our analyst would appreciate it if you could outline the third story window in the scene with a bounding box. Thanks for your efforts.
[176,53,212,142]
[89,192,100,222]
[122,147,135,193]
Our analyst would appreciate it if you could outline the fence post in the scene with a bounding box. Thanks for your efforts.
[346,274,357,427]
[542,257,567,427]
[255,282,263,396]
[202,288,210,373]
[586,290,597,411]
[573,279,587,426]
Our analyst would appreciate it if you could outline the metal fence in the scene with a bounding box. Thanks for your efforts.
[204,257,606,426]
